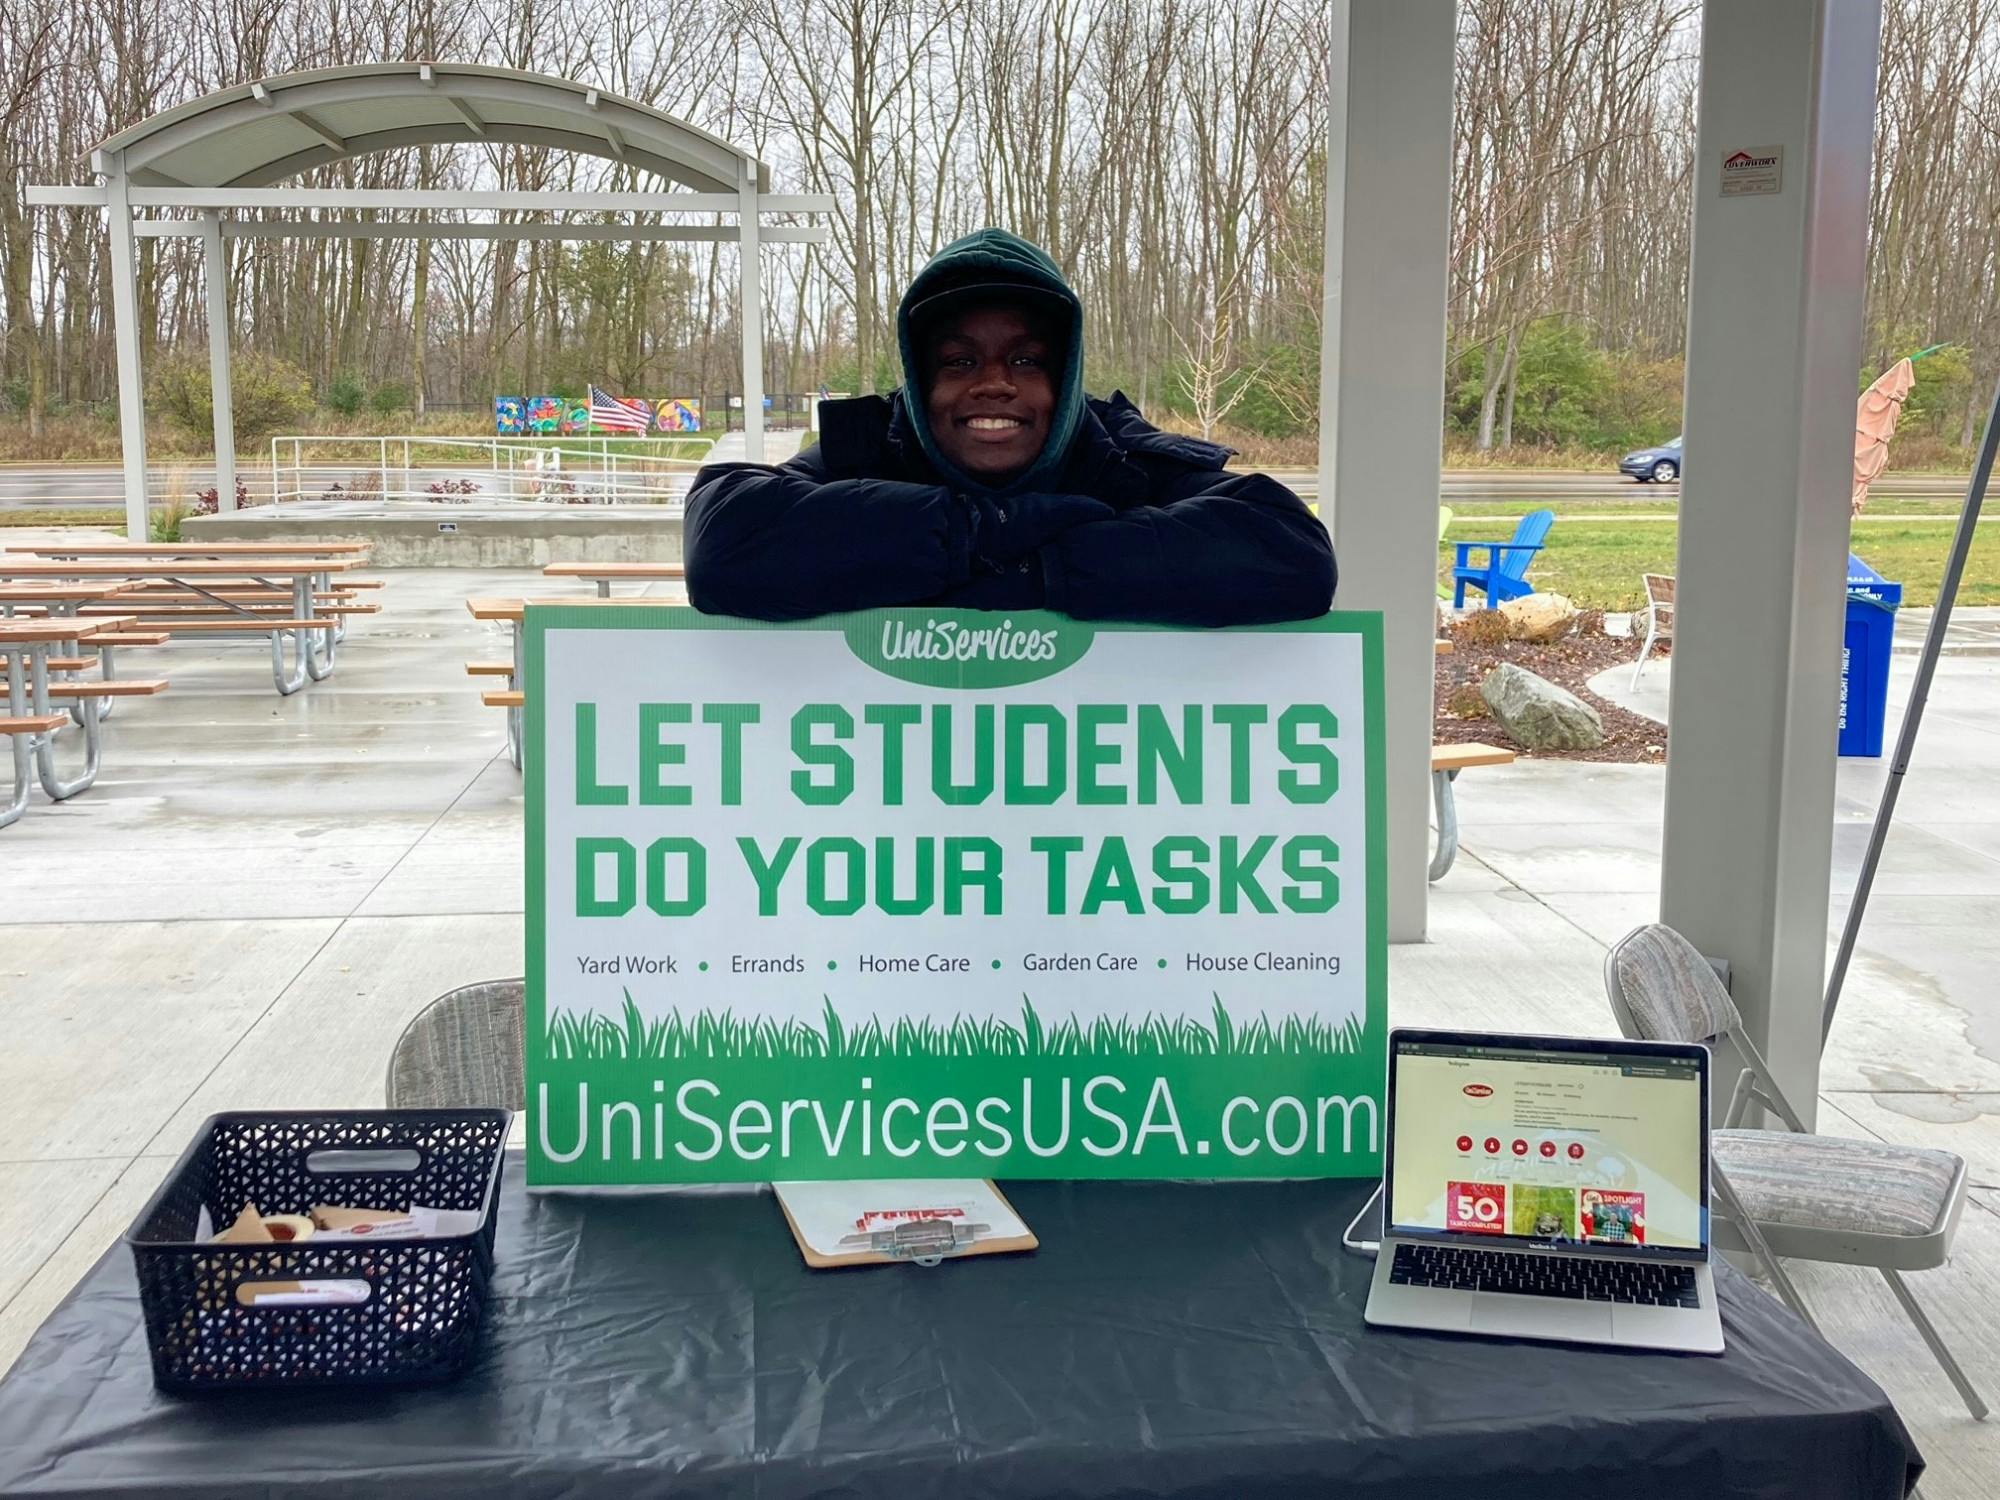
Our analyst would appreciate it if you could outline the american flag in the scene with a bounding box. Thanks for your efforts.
[589,384,652,433]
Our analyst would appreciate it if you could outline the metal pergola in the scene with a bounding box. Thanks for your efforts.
[24,61,833,538]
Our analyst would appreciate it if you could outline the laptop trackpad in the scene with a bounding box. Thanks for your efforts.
[1470,1293,1614,1341]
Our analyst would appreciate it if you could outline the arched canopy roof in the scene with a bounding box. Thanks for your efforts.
[94,62,769,194]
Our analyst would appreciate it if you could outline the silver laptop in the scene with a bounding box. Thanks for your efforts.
[1364,1027,1722,1355]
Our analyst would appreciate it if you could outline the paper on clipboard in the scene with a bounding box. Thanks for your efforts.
[773,1179,1036,1267]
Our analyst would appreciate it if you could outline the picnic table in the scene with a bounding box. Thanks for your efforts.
[540,561,686,597]
[468,593,689,769]
[0,557,373,696]
[6,540,371,558]
[1429,741,1518,880]
[0,582,168,722]
[0,615,162,828]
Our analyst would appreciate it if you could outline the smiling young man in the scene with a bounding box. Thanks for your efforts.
[683,228,1334,625]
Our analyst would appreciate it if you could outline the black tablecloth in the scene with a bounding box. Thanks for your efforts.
[0,1158,1920,1499]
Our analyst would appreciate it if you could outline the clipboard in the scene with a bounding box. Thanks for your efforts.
[774,1179,1039,1268]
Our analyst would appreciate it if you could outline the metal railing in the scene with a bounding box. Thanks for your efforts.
[267,433,717,511]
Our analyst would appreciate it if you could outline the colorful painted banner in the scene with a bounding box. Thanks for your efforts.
[526,396,563,435]
[500,394,708,435]
[524,606,1387,1185]
[655,398,702,433]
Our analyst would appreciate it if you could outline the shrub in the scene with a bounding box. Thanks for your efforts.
[1454,610,1511,646]
[326,371,366,417]
[1448,318,1684,454]
[149,351,315,444]
[1445,683,1490,719]
[148,497,191,543]
[425,477,480,502]
[370,382,411,415]
[190,478,244,513]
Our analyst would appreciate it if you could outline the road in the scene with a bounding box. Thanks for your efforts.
[1266,470,1975,505]
[0,462,1978,509]
[0,466,268,508]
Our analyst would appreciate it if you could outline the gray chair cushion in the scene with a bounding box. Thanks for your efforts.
[1713,1129,1960,1237]
[386,979,526,1110]
[1609,924,1743,1045]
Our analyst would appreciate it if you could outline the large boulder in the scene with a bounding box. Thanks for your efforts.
[1498,592,1580,642]
[1481,663,1605,751]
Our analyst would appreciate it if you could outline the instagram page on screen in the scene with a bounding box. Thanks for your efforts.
[1388,1037,1706,1253]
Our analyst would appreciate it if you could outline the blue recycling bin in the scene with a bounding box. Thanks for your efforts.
[1840,553,1903,757]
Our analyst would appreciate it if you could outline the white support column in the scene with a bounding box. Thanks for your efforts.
[103,157,151,538]
[737,160,766,462]
[1662,0,1881,1121]
[201,214,237,511]
[1322,0,1455,942]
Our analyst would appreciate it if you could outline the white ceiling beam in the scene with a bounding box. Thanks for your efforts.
[287,109,348,152]
[130,218,827,244]
[443,95,487,135]
[248,80,346,152]
[30,186,837,217]
[26,185,108,206]
[113,187,834,214]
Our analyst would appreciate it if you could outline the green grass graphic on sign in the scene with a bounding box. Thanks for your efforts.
[547,993,1367,1061]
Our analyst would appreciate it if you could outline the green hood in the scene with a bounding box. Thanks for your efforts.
[896,228,1086,495]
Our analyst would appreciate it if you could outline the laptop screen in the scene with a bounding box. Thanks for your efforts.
[1386,1032,1708,1255]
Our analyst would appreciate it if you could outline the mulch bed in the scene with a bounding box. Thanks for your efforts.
[1433,612,1668,764]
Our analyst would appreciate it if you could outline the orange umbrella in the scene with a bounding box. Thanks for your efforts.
[1853,357,1916,517]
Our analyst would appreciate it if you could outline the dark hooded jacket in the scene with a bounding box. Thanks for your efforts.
[683,229,1335,626]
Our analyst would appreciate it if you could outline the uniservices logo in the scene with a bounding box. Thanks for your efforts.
[844,610,1093,688]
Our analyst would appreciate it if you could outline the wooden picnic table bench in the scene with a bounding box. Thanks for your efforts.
[0,558,372,696]
[0,583,167,723]
[0,581,143,608]
[1429,741,1518,881]
[6,541,371,558]
[0,616,153,828]
[71,598,379,617]
[0,557,371,578]
[467,593,689,769]
[541,561,687,597]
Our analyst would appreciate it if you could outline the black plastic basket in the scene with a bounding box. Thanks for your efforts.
[126,1109,510,1392]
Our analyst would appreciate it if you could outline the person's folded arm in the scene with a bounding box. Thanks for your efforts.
[685,452,1115,620]
[683,451,978,620]
[1038,470,1336,626]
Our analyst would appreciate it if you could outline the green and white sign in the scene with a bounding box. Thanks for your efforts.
[524,606,1386,1184]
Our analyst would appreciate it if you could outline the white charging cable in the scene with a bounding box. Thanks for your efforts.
[1341,1181,1385,1259]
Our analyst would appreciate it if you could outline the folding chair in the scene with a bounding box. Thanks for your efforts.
[1604,923,1986,1418]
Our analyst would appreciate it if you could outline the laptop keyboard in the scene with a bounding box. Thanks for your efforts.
[1390,1243,1701,1308]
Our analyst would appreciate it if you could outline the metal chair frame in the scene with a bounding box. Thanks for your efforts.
[1604,923,1987,1420]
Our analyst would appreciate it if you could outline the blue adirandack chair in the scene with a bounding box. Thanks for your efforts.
[1452,508,1555,609]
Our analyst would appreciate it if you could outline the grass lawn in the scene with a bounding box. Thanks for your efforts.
[1443,516,2000,610]
[0,507,124,529]
[1446,496,1965,519]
